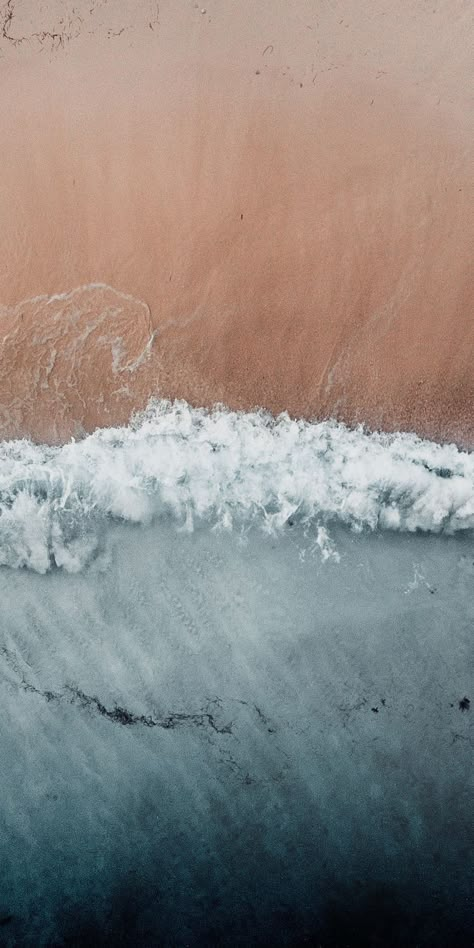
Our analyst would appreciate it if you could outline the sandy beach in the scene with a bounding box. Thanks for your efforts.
[0,0,472,444]
[1,9,474,945]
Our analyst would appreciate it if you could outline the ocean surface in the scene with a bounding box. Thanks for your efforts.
[0,400,472,946]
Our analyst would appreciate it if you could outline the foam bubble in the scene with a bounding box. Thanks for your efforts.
[0,399,473,572]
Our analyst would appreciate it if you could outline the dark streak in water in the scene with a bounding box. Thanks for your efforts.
[18,677,234,734]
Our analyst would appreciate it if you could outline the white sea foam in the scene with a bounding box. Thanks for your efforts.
[0,399,473,572]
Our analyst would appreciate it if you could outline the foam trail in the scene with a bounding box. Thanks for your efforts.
[0,399,473,572]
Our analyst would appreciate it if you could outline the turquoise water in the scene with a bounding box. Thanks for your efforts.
[0,404,472,945]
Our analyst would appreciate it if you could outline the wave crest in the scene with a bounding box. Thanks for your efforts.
[0,399,473,572]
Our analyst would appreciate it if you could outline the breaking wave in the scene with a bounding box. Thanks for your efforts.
[0,399,473,573]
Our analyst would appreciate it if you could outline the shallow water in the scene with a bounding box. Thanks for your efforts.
[0,405,472,945]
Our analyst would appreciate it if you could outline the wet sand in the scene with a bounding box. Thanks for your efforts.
[0,1,473,444]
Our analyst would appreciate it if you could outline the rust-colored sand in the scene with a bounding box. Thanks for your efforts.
[0,1,472,444]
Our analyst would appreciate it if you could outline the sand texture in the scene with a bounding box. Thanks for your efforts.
[0,0,472,443]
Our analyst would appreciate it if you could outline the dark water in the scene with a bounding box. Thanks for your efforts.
[0,519,472,946]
